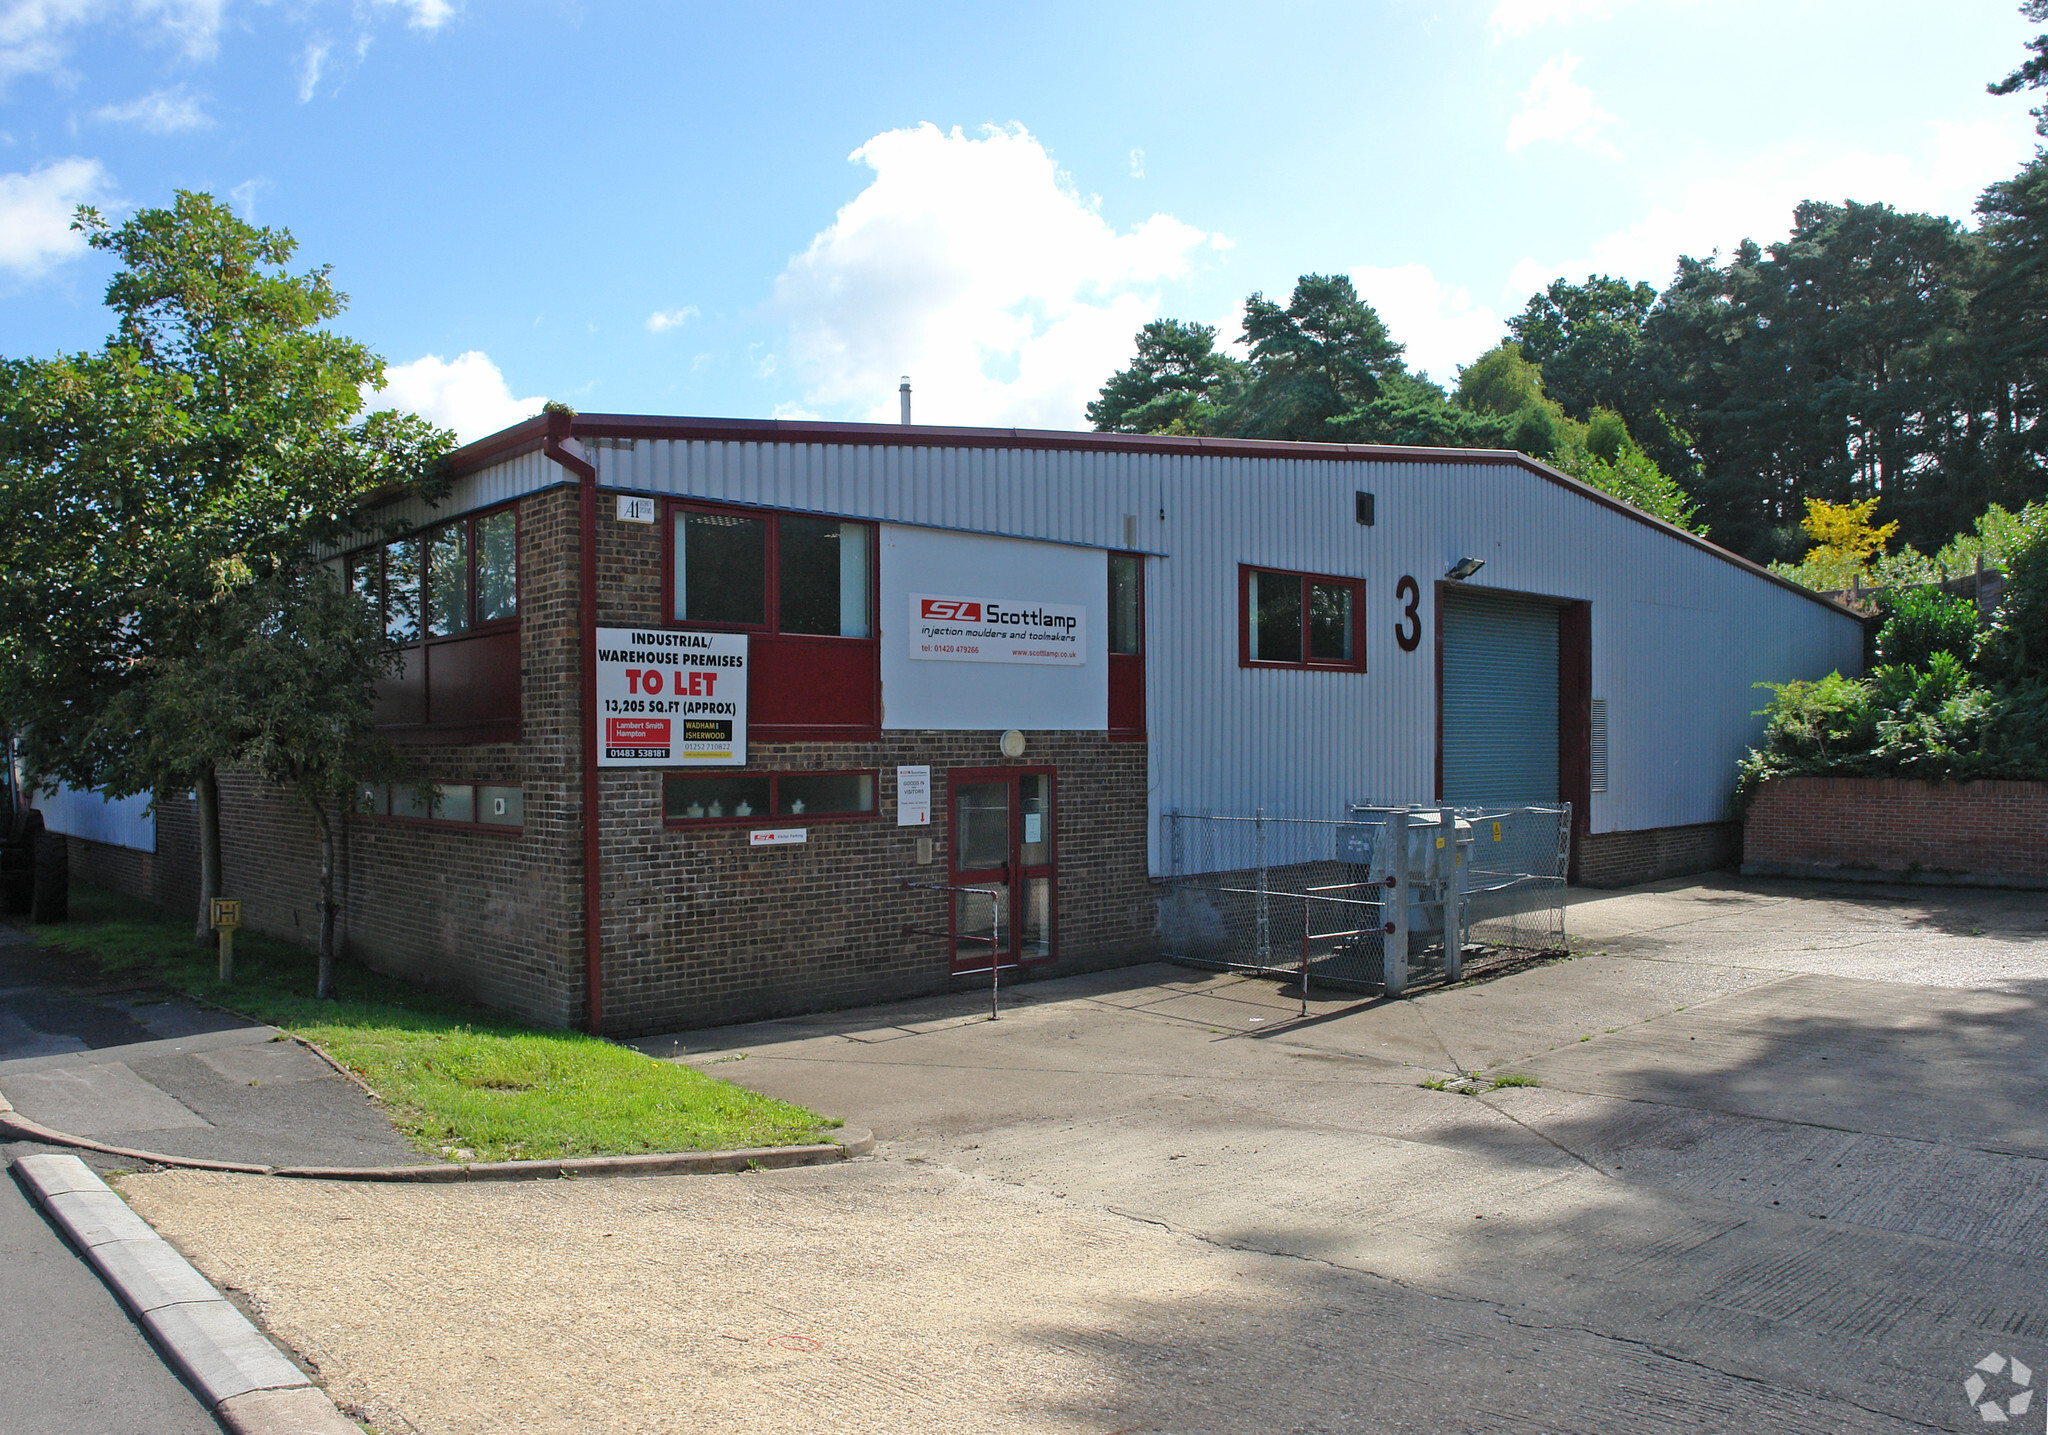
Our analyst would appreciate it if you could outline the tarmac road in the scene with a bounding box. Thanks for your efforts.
[0,920,414,1434]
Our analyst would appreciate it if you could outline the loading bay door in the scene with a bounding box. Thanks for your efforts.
[1441,588,1560,806]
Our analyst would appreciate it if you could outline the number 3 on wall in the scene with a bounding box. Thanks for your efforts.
[1394,575,1422,652]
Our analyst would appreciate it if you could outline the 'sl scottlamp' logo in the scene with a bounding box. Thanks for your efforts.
[921,598,981,621]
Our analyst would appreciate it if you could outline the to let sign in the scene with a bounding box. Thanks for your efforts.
[595,627,748,767]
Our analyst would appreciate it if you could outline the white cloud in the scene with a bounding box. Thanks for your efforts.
[228,175,264,219]
[1487,0,1614,41]
[295,37,328,101]
[374,351,544,445]
[90,83,210,132]
[774,122,1222,428]
[1351,263,1506,382]
[1129,146,1145,179]
[0,155,112,277]
[1506,53,1618,156]
[1508,120,2041,295]
[1,0,222,90]
[645,305,698,334]
[374,0,455,31]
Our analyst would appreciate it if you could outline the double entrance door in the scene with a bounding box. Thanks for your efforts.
[948,767,1055,973]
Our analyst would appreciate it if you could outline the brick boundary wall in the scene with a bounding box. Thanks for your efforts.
[1741,776,2048,890]
[1576,821,1742,888]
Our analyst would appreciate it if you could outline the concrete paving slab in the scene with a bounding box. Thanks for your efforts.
[2,1060,213,1136]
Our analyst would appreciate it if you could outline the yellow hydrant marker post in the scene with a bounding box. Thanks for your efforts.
[209,898,242,983]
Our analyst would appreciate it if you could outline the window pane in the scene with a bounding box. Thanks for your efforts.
[478,785,523,826]
[953,781,1010,871]
[391,783,431,820]
[663,774,772,820]
[1109,554,1141,656]
[386,539,422,642]
[777,516,871,637]
[1250,571,1301,663]
[476,510,517,621]
[348,551,382,629]
[778,772,874,816]
[1308,582,1354,662]
[676,511,766,626]
[433,783,475,824]
[1019,773,1053,866]
[427,525,469,636]
[1020,876,1051,962]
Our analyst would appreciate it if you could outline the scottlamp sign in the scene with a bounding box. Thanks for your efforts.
[909,593,1086,666]
[595,627,748,766]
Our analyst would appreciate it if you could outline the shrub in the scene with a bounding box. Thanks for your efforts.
[1873,587,1978,670]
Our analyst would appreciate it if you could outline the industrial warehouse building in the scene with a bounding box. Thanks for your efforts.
[53,413,1865,1035]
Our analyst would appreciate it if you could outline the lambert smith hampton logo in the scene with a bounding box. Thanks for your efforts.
[1965,1352,2034,1424]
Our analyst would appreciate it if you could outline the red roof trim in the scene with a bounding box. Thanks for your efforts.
[440,413,1854,618]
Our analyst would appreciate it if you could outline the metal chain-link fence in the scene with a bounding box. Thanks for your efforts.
[1159,804,1571,995]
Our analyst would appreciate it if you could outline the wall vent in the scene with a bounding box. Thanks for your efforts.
[1589,698,1609,794]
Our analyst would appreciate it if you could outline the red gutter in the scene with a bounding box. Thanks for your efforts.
[543,412,604,1036]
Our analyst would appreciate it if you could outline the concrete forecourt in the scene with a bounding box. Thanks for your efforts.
[56,875,2039,1434]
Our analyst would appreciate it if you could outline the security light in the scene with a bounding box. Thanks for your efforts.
[1445,557,1486,581]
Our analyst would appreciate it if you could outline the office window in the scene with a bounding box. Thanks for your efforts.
[1241,567,1367,672]
[664,771,878,825]
[1109,552,1143,656]
[671,505,874,637]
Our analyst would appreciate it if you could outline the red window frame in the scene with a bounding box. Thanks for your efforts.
[357,781,525,837]
[1108,551,1145,741]
[661,498,879,641]
[345,501,522,649]
[662,769,881,829]
[1238,564,1368,672]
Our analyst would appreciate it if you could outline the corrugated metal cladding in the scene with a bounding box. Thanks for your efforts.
[1441,591,1560,806]
[429,431,1863,872]
[585,437,1165,554]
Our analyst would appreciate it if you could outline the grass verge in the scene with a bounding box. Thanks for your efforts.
[22,884,832,1163]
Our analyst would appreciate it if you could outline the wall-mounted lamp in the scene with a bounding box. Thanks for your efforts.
[1445,557,1486,581]
[1355,491,1375,526]
[999,729,1027,759]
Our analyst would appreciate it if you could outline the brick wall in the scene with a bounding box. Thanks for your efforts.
[77,481,1161,1035]
[66,791,203,921]
[597,732,1154,1036]
[1742,776,2048,889]
[1577,821,1742,888]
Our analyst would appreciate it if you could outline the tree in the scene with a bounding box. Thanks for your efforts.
[1218,274,1407,440]
[0,192,450,945]
[1989,0,2048,134]
[214,565,400,998]
[1507,274,1659,425]
[1641,201,1982,560]
[1087,320,1246,433]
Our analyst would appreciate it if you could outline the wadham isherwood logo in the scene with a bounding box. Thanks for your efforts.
[1965,1352,2033,1423]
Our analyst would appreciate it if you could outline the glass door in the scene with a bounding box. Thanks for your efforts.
[948,768,1056,972]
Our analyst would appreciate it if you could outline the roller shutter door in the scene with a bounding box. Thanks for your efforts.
[1441,589,1559,805]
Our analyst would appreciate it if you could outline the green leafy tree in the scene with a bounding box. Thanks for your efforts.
[1219,274,1407,440]
[1643,201,1983,559]
[1989,0,2048,133]
[0,192,451,944]
[1507,275,1659,424]
[1087,319,1247,434]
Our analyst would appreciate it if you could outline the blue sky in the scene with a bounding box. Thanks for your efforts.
[2,1,2042,442]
